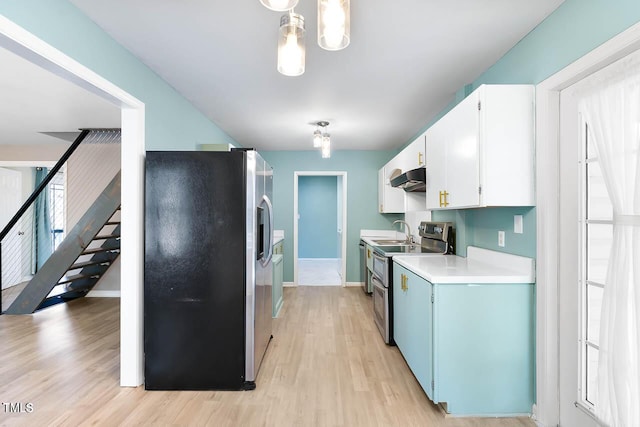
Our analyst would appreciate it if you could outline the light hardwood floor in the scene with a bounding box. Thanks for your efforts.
[0,287,535,427]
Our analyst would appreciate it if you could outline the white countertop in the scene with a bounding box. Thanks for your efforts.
[394,246,535,284]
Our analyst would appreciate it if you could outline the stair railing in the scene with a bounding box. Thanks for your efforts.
[0,129,121,313]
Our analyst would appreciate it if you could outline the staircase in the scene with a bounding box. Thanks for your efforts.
[4,172,121,314]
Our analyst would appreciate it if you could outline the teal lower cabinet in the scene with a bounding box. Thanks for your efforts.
[272,254,284,317]
[393,264,434,400]
[393,262,534,416]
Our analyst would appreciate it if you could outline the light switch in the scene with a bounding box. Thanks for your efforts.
[498,231,505,247]
[514,215,523,234]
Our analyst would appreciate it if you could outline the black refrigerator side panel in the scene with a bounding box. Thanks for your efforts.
[144,151,247,390]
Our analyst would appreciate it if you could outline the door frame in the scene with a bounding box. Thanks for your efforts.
[535,20,640,426]
[0,16,146,387]
[293,171,348,286]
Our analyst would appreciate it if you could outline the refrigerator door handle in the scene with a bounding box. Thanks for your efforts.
[260,195,274,266]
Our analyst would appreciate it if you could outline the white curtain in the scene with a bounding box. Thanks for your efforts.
[578,50,640,427]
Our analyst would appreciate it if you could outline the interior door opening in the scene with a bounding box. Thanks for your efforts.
[293,172,347,286]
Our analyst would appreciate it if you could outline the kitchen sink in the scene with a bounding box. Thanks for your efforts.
[370,239,413,246]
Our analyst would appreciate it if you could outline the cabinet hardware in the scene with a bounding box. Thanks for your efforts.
[431,294,434,303]
[367,249,371,259]
[439,190,450,207]
[380,204,383,212]
[478,101,481,111]
[418,152,424,166]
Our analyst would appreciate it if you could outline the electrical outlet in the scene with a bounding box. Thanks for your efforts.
[514,215,523,234]
[498,231,505,247]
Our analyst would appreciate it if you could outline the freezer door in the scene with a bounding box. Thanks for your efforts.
[245,151,273,384]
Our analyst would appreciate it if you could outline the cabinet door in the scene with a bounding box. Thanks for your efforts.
[378,164,405,213]
[366,244,374,271]
[393,263,434,400]
[406,133,426,169]
[404,268,434,400]
[392,264,409,354]
[444,90,480,208]
[425,122,448,210]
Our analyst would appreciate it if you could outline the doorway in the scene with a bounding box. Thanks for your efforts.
[0,162,60,310]
[535,22,640,426]
[0,16,145,386]
[293,171,347,286]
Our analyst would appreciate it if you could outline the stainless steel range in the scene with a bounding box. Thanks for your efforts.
[371,221,454,345]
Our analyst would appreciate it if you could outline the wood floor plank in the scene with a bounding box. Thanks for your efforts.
[0,287,536,426]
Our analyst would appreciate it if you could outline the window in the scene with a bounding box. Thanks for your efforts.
[579,123,613,409]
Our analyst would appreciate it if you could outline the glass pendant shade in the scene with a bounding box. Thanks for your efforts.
[277,13,306,77]
[321,134,331,158]
[318,0,350,51]
[313,129,323,148]
[260,0,299,12]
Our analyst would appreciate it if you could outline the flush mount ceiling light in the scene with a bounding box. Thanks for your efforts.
[277,12,306,77]
[318,0,350,51]
[260,0,299,12]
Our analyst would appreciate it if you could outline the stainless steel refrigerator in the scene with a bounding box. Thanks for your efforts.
[144,149,274,390]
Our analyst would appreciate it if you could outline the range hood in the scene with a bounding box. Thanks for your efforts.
[390,167,426,192]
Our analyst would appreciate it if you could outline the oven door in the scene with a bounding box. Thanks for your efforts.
[372,252,389,285]
[372,275,389,344]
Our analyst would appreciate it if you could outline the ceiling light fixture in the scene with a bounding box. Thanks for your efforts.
[312,121,331,158]
[318,0,350,51]
[314,121,329,148]
[262,0,350,76]
[321,133,331,158]
[277,12,306,77]
[260,0,299,12]
[313,129,323,148]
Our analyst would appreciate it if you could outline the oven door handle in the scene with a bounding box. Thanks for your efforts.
[372,252,387,263]
[371,274,385,289]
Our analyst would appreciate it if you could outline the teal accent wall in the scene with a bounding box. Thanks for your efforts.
[261,151,402,282]
[0,0,237,151]
[298,176,338,258]
[426,0,640,259]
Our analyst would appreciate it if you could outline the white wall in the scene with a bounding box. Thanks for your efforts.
[66,142,121,292]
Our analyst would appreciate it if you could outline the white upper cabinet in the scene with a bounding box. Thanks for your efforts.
[378,158,405,213]
[398,133,426,171]
[425,84,534,210]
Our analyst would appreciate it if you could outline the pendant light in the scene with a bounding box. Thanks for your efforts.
[260,0,299,12]
[318,0,350,51]
[321,133,331,158]
[313,129,323,148]
[313,121,329,148]
[277,13,306,77]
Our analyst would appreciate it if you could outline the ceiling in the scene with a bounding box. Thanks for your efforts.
[0,47,120,146]
[3,1,565,151]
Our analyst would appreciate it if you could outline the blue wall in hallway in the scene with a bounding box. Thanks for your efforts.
[261,150,402,283]
[298,176,338,259]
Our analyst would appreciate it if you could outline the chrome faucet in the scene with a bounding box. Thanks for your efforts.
[392,220,412,243]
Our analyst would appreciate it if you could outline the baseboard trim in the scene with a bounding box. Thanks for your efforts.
[283,282,296,287]
[345,282,364,287]
[87,290,121,298]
